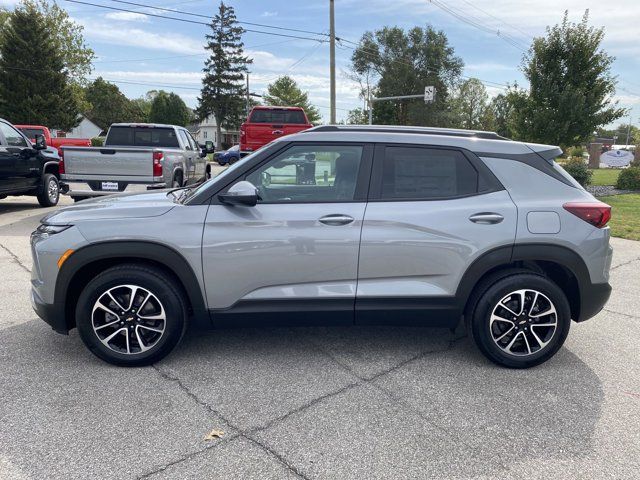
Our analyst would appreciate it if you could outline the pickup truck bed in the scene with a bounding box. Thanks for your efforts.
[60,123,210,199]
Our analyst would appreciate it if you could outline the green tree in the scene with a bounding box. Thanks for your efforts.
[513,11,624,148]
[487,93,516,138]
[451,78,492,130]
[196,2,250,149]
[83,78,143,130]
[263,75,321,124]
[149,91,191,126]
[350,26,463,126]
[0,2,80,129]
[346,107,368,125]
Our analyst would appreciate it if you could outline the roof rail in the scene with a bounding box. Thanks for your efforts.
[307,125,508,141]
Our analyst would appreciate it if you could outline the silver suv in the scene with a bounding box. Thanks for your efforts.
[31,126,613,368]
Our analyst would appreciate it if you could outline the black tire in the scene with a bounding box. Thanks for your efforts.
[172,172,183,188]
[37,173,59,207]
[76,264,188,367]
[469,272,571,369]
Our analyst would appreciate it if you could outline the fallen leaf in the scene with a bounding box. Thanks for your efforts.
[204,428,225,441]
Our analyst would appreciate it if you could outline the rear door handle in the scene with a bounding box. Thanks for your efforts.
[318,214,354,226]
[469,212,504,225]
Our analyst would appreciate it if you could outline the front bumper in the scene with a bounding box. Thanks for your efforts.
[577,281,612,322]
[31,287,68,334]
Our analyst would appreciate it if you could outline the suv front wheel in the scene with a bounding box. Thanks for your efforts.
[76,264,188,366]
[469,273,571,368]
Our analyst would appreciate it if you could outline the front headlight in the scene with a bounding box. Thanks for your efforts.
[34,224,71,236]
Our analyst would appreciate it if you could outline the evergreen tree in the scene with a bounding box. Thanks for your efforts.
[196,2,250,149]
[263,76,321,124]
[0,2,80,129]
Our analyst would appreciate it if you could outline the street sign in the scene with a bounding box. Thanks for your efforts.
[424,86,435,103]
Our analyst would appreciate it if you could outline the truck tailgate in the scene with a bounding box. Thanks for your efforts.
[62,147,153,178]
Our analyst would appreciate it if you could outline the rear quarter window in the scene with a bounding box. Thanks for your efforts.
[249,109,307,124]
[381,147,480,199]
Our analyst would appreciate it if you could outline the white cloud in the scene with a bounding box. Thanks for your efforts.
[104,11,149,22]
[261,11,278,17]
[95,70,203,86]
[76,18,204,54]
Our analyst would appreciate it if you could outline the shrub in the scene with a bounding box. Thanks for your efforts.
[562,158,592,186]
[91,136,105,147]
[565,145,586,159]
[616,167,640,190]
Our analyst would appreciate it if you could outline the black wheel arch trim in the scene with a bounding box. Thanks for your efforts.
[53,240,209,333]
[457,242,609,322]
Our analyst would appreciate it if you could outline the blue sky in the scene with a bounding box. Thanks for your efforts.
[2,0,639,125]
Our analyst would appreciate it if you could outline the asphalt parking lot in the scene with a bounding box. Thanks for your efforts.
[1,192,639,479]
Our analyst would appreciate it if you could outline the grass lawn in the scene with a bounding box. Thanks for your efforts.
[590,168,621,186]
[599,194,640,241]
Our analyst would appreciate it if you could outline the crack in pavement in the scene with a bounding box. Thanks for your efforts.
[0,242,30,273]
[149,364,318,479]
[603,308,640,320]
[610,255,640,271]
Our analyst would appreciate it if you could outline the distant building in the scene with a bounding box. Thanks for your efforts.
[189,115,239,149]
[53,115,103,139]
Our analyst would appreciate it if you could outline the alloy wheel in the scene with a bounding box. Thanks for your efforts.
[48,178,59,203]
[91,284,166,355]
[489,289,558,356]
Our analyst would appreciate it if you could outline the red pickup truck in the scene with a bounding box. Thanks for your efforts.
[15,125,91,150]
[240,106,313,154]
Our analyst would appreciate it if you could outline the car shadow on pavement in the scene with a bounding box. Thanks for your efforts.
[0,320,604,479]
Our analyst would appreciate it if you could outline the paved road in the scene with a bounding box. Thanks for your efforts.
[0,194,639,479]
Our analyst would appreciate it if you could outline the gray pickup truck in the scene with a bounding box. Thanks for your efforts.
[60,123,214,199]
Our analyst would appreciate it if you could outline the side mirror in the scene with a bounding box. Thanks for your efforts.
[205,140,215,153]
[218,180,259,207]
[34,134,47,150]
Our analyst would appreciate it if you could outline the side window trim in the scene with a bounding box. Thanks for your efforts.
[210,142,374,205]
[179,130,192,151]
[368,143,503,201]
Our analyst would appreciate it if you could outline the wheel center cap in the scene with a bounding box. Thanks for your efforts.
[126,316,135,322]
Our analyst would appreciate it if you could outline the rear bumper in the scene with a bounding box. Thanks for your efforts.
[577,281,612,322]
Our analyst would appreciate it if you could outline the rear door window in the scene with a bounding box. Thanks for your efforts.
[249,109,307,124]
[107,127,180,148]
[378,146,480,200]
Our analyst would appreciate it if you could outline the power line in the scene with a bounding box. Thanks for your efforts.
[455,0,533,40]
[106,0,331,38]
[63,0,327,42]
[427,0,527,52]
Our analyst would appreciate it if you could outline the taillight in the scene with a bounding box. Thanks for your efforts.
[58,149,65,174]
[153,151,163,177]
[563,202,611,228]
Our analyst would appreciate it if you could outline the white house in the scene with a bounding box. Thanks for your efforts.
[57,116,103,139]
[189,115,239,148]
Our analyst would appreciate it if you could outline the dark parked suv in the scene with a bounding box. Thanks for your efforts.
[0,118,60,207]
[31,125,612,368]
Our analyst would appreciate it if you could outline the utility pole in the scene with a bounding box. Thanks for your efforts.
[625,114,632,146]
[329,0,336,124]
[246,72,250,117]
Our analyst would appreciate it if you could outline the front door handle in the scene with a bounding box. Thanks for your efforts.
[318,214,355,226]
[469,212,504,225]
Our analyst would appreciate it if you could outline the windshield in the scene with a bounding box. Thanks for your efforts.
[18,128,44,139]
[106,126,180,148]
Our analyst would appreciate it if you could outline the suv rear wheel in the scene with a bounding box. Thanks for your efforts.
[76,264,188,366]
[469,273,571,368]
